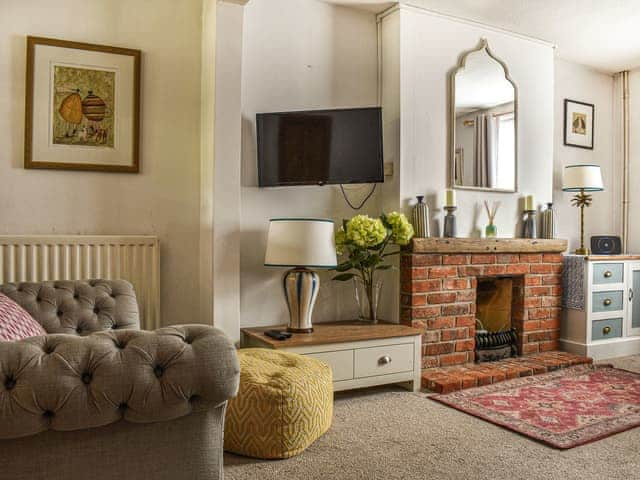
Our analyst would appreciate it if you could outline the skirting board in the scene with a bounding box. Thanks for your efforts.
[560,337,640,361]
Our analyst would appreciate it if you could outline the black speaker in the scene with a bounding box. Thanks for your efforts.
[590,236,622,255]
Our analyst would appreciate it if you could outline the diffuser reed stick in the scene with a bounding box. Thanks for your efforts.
[484,201,500,238]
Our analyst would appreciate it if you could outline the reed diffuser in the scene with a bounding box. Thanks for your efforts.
[484,200,500,238]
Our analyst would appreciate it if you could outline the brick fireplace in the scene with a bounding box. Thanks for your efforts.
[400,238,568,369]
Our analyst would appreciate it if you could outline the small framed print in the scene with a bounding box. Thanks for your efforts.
[25,36,141,172]
[563,99,594,150]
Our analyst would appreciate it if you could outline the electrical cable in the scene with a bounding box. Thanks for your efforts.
[339,183,377,210]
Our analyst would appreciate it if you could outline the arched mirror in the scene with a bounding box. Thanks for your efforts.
[449,39,517,192]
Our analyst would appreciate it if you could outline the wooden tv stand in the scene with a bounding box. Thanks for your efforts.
[241,321,422,392]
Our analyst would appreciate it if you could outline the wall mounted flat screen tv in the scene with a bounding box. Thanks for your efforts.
[257,107,383,187]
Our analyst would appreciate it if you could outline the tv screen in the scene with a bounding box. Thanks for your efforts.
[257,107,383,187]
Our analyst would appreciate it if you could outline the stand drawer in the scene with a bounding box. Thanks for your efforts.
[593,263,624,285]
[354,343,414,378]
[592,290,624,313]
[592,318,623,341]
[306,350,354,382]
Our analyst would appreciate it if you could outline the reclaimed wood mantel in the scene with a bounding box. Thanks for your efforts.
[409,237,568,254]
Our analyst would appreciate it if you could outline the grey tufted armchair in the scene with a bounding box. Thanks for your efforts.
[0,280,240,480]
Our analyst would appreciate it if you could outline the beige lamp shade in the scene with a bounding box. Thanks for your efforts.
[264,219,337,268]
[562,164,604,192]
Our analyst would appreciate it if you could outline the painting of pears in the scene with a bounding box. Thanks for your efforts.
[53,65,115,148]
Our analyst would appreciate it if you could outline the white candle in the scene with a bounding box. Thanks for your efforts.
[525,195,535,211]
[445,189,456,207]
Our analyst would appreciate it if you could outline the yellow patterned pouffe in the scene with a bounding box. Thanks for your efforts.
[224,348,333,459]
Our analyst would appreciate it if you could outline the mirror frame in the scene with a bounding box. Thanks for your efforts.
[449,38,518,193]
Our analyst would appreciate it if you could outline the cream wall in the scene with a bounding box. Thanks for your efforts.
[209,1,244,340]
[382,7,555,239]
[553,59,618,252]
[237,2,599,331]
[376,6,554,324]
[2,0,622,339]
[239,0,381,328]
[0,0,204,326]
[383,7,620,256]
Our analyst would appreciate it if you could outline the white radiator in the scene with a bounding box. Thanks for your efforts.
[0,235,160,330]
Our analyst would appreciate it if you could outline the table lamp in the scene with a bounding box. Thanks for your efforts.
[562,164,604,255]
[264,219,337,333]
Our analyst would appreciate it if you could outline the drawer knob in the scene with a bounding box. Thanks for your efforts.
[603,326,612,335]
[378,355,392,365]
[603,298,612,307]
[604,270,613,278]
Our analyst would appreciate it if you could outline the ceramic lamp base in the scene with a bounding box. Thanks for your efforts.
[283,268,319,334]
[287,326,315,334]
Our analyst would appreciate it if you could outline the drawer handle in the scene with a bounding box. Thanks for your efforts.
[604,270,613,278]
[378,355,392,365]
[603,298,612,307]
[603,326,612,335]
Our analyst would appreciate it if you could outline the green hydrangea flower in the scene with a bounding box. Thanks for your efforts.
[386,211,414,245]
[335,228,347,256]
[346,215,386,248]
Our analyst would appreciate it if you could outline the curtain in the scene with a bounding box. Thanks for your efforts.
[454,148,464,185]
[474,114,497,188]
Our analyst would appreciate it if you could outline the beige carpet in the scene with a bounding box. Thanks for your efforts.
[224,355,640,480]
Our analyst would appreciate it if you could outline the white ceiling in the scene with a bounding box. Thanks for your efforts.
[323,0,640,73]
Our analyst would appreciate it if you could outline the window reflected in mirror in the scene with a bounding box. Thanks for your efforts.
[451,40,517,192]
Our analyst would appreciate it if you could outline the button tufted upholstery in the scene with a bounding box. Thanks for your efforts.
[0,280,139,336]
[0,279,239,480]
[0,324,239,440]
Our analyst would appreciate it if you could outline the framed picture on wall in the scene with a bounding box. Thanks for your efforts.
[25,36,141,172]
[563,99,594,150]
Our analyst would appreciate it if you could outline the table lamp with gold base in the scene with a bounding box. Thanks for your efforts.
[562,164,604,255]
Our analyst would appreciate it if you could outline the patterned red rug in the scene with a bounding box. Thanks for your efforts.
[431,364,640,449]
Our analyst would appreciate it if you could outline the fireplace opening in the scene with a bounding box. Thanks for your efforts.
[475,276,519,363]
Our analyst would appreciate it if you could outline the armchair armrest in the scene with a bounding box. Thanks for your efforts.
[0,325,239,440]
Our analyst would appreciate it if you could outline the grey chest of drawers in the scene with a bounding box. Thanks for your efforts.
[561,255,640,360]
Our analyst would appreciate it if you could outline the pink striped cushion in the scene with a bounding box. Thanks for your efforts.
[0,292,46,341]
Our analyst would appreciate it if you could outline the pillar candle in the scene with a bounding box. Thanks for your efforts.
[525,195,535,211]
[444,189,456,207]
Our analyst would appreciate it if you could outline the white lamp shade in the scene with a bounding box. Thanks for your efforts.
[562,164,604,192]
[264,219,337,268]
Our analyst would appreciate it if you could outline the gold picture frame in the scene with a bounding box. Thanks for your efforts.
[25,36,141,172]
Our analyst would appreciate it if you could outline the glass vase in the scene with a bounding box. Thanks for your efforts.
[485,223,497,238]
[353,277,383,324]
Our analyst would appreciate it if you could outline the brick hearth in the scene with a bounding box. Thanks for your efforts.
[421,351,592,393]
[400,238,568,369]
